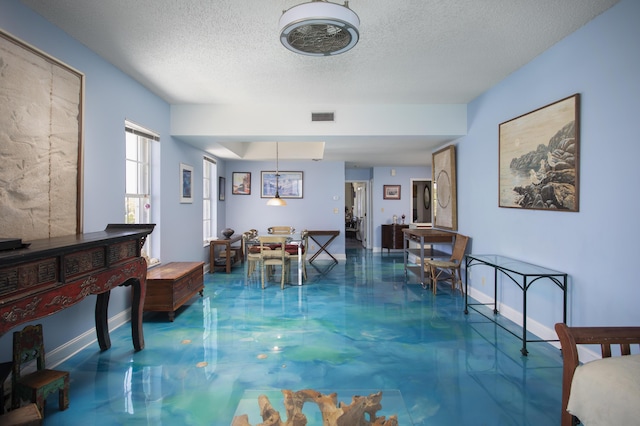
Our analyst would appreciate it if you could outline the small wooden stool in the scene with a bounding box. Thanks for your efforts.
[0,403,42,425]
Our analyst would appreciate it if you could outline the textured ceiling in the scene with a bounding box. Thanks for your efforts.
[21,0,618,166]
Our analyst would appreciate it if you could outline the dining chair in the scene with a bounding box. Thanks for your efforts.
[12,324,69,416]
[242,231,261,278]
[258,235,291,289]
[268,226,295,235]
[423,234,469,295]
[300,230,309,281]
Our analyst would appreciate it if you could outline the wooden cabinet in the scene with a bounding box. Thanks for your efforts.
[381,224,409,252]
[144,262,204,321]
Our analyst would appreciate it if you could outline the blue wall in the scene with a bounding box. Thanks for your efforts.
[1,0,638,364]
[223,160,346,257]
[0,1,217,361]
[458,0,640,334]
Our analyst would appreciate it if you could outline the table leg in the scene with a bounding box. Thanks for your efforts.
[308,235,338,264]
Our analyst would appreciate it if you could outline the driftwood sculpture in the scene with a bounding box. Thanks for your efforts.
[232,389,398,426]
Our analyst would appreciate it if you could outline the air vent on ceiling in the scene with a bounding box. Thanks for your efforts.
[311,112,335,122]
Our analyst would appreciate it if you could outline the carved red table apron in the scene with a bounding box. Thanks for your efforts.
[0,224,155,352]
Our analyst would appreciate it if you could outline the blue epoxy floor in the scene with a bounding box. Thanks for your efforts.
[43,248,563,425]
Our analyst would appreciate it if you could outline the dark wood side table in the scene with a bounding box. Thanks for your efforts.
[381,224,409,253]
[209,235,243,273]
[307,230,340,264]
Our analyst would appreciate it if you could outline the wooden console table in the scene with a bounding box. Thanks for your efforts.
[0,224,155,352]
[306,230,340,264]
[209,235,243,273]
[403,228,456,286]
[464,254,568,356]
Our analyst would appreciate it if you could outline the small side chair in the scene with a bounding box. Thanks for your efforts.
[423,234,469,295]
[12,324,69,416]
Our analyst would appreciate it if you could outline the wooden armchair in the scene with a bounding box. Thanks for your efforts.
[555,323,640,426]
[12,324,69,416]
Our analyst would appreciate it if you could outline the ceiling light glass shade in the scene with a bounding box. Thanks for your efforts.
[279,1,360,56]
[267,194,287,206]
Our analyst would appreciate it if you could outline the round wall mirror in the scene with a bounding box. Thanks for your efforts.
[424,185,431,210]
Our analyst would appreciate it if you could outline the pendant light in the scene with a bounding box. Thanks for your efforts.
[267,142,287,206]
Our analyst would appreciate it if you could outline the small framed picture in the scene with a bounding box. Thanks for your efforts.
[232,172,251,195]
[179,163,193,203]
[383,185,401,200]
[219,177,226,201]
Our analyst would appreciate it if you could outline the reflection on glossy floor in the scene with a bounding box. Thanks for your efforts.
[45,248,563,425]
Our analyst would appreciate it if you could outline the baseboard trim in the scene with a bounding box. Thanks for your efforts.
[47,308,132,368]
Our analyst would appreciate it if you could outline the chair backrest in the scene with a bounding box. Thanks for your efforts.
[258,236,288,261]
[449,234,469,263]
[13,324,46,381]
[300,230,309,260]
[268,226,294,235]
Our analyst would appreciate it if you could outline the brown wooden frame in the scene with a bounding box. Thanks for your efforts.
[383,185,401,200]
[0,29,84,238]
[499,94,580,211]
[432,145,457,230]
[554,323,640,426]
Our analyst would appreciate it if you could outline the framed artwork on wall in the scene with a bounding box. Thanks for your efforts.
[0,30,84,240]
[261,171,303,199]
[219,177,226,201]
[499,94,580,211]
[232,172,251,195]
[179,163,193,203]
[383,185,401,200]
[432,145,457,230]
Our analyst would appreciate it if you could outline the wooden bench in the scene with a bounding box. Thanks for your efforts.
[144,262,204,321]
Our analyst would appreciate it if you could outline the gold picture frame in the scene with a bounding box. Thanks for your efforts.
[499,94,580,211]
[432,145,457,230]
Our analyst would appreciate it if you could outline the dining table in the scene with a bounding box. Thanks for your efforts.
[244,232,305,286]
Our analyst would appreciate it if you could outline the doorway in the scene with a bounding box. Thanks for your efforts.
[410,179,432,225]
[345,181,369,248]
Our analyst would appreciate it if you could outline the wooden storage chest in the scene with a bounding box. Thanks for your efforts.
[144,262,204,321]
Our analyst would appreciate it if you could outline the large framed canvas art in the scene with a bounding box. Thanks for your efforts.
[0,30,84,240]
[499,94,580,211]
[432,145,457,231]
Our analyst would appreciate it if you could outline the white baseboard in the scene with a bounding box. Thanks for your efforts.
[47,308,132,369]
[467,287,601,362]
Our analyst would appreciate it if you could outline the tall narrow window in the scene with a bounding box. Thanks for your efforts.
[203,157,217,244]
[125,120,159,265]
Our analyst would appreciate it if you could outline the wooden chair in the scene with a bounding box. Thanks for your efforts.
[12,324,69,416]
[0,403,42,425]
[423,234,469,295]
[268,226,295,235]
[300,230,309,281]
[242,231,262,278]
[259,236,291,289]
[555,323,640,426]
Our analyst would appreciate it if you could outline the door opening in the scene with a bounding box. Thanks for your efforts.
[410,179,432,226]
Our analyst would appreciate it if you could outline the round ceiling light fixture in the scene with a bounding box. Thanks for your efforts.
[279,1,360,56]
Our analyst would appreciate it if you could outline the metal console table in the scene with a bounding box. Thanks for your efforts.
[464,254,568,356]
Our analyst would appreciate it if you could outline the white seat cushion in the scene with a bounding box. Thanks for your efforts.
[567,354,640,425]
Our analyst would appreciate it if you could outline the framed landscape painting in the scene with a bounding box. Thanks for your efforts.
[261,171,303,199]
[499,94,580,211]
[383,185,401,200]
